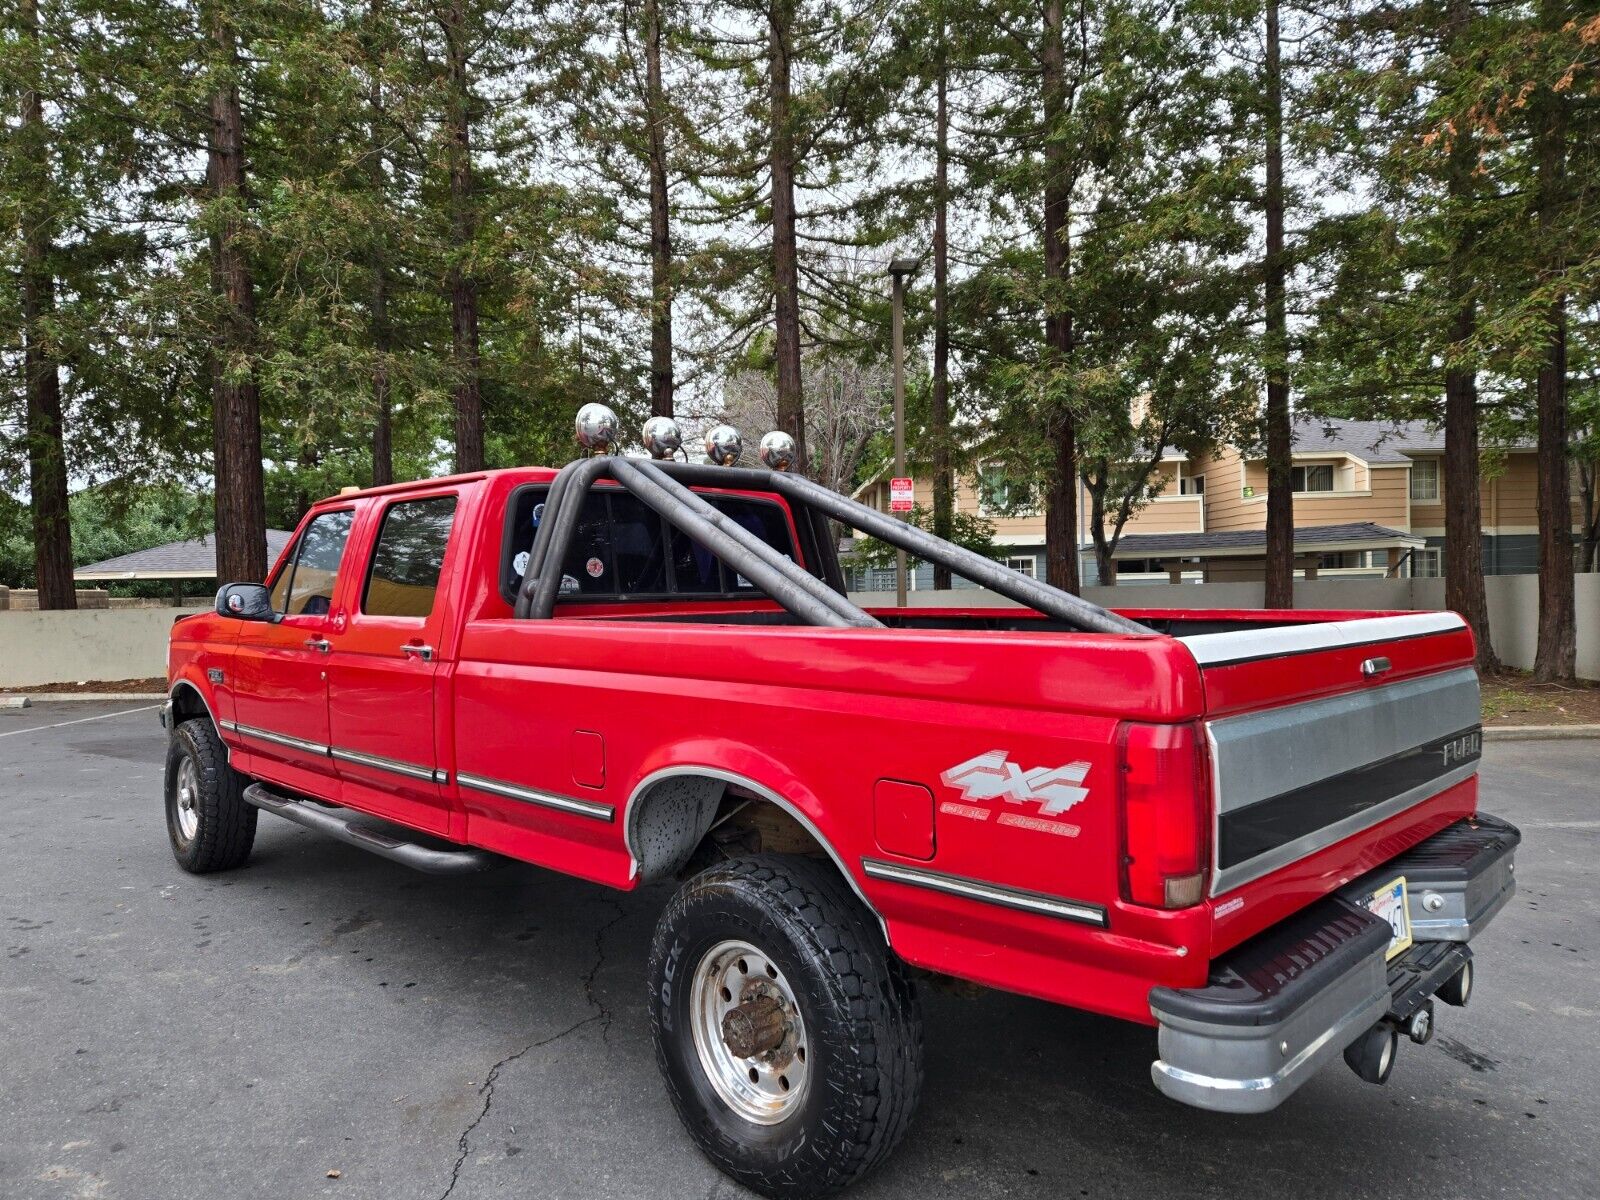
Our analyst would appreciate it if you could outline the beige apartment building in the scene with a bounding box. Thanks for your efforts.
[852,417,1588,588]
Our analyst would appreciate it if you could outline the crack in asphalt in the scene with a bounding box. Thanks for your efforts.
[584,897,629,1046]
[438,898,630,1199]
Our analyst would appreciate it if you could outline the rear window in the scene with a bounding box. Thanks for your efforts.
[502,485,813,603]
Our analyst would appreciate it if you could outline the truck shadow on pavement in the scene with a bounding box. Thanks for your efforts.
[224,827,1531,1200]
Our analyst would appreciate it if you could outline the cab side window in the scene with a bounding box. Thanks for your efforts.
[270,510,354,617]
[363,496,458,618]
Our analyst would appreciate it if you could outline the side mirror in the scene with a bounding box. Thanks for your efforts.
[216,582,281,624]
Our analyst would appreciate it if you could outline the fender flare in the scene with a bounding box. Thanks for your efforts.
[167,677,230,761]
[623,759,884,934]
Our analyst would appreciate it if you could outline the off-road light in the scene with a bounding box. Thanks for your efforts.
[758,431,799,472]
[575,403,620,453]
[642,416,682,460]
[705,424,742,466]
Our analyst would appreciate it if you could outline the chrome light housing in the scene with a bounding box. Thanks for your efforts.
[575,403,620,453]
[642,415,683,460]
[758,430,798,472]
[704,424,743,466]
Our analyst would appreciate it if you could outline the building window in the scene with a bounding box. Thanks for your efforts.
[1291,464,1335,493]
[1005,555,1037,579]
[1409,547,1442,578]
[1318,550,1380,571]
[977,465,1011,514]
[1410,458,1439,501]
[1179,474,1205,496]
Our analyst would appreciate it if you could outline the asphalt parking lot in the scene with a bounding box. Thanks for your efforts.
[2,701,1596,1200]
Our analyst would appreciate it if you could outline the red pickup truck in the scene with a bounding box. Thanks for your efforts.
[162,426,1517,1198]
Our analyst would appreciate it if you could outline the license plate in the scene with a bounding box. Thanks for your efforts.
[1367,876,1413,960]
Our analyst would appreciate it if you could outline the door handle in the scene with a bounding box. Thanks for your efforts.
[402,643,435,662]
[1360,656,1392,678]
[304,638,332,654]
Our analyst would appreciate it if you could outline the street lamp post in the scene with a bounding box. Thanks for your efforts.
[888,256,918,608]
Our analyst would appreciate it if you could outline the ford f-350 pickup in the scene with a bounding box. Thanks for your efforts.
[162,417,1518,1197]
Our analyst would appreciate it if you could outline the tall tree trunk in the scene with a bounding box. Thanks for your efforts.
[645,0,674,418]
[20,0,75,609]
[368,0,392,487]
[1085,474,1115,587]
[1531,0,1574,682]
[1041,0,1079,594]
[443,0,483,473]
[207,5,267,584]
[1262,0,1293,609]
[769,0,805,466]
[930,19,953,589]
[1441,0,1497,670]
[1580,458,1598,572]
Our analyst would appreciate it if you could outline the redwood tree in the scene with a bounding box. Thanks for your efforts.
[1530,0,1574,681]
[1262,0,1294,609]
[18,0,75,608]
[205,3,267,584]
[768,0,805,467]
[439,0,483,474]
[1040,0,1079,595]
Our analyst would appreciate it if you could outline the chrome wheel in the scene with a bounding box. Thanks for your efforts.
[175,755,200,842]
[689,938,809,1125]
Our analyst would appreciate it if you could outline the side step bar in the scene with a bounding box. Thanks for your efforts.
[243,784,495,875]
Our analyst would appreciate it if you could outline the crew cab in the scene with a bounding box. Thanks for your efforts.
[162,433,1517,1197]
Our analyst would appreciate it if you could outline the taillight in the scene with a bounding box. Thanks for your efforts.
[1118,722,1210,908]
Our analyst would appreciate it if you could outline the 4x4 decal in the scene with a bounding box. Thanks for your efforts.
[940,750,1091,817]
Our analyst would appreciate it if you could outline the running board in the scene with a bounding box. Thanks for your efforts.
[243,784,494,875]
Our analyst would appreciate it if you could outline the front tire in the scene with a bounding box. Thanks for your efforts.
[165,717,256,873]
[648,855,923,1198]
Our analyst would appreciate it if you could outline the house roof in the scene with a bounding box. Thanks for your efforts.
[1273,417,1437,464]
[74,531,295,581]
[1109,521,1424,560]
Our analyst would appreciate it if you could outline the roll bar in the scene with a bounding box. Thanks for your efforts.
[514,457,880,628]
[512,456,1152,636]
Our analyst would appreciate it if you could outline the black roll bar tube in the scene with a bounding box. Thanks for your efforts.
[514,456,610,619]
[623,458,878,627]
[646,462,1151,635]
[778,471,1151,634]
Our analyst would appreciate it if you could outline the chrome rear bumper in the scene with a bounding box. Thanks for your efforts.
[1149,812,1518,1114]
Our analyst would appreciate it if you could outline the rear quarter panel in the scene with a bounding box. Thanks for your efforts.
[450,617,1209,1021]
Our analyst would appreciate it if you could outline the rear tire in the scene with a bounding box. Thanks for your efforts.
[165,717,256,873]
[648,855,923,1199]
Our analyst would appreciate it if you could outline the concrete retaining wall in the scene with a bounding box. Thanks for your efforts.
[2,575,1595,686]
[0,607,203,687]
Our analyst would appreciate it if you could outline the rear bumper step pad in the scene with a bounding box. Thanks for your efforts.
[1148,812,1518,1114]
[243,784,495,875]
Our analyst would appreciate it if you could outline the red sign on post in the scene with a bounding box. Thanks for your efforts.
[889,477,914,512]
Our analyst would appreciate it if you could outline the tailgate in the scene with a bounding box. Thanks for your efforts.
[1181,613,1481,896]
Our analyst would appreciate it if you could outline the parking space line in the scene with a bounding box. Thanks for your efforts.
[0,704,161,739]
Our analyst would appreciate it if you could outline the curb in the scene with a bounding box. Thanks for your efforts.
[0,692,166,704]
[1483,723,1600,741]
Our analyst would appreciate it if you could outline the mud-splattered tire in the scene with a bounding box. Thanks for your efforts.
[648,855,923,1198]
[165,717,256,873]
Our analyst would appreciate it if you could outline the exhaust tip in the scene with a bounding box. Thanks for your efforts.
[1437,960,1473,1008]
[1343,1023,1398,1085]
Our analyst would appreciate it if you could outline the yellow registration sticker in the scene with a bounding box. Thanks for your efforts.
[1367,876,1413,961]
